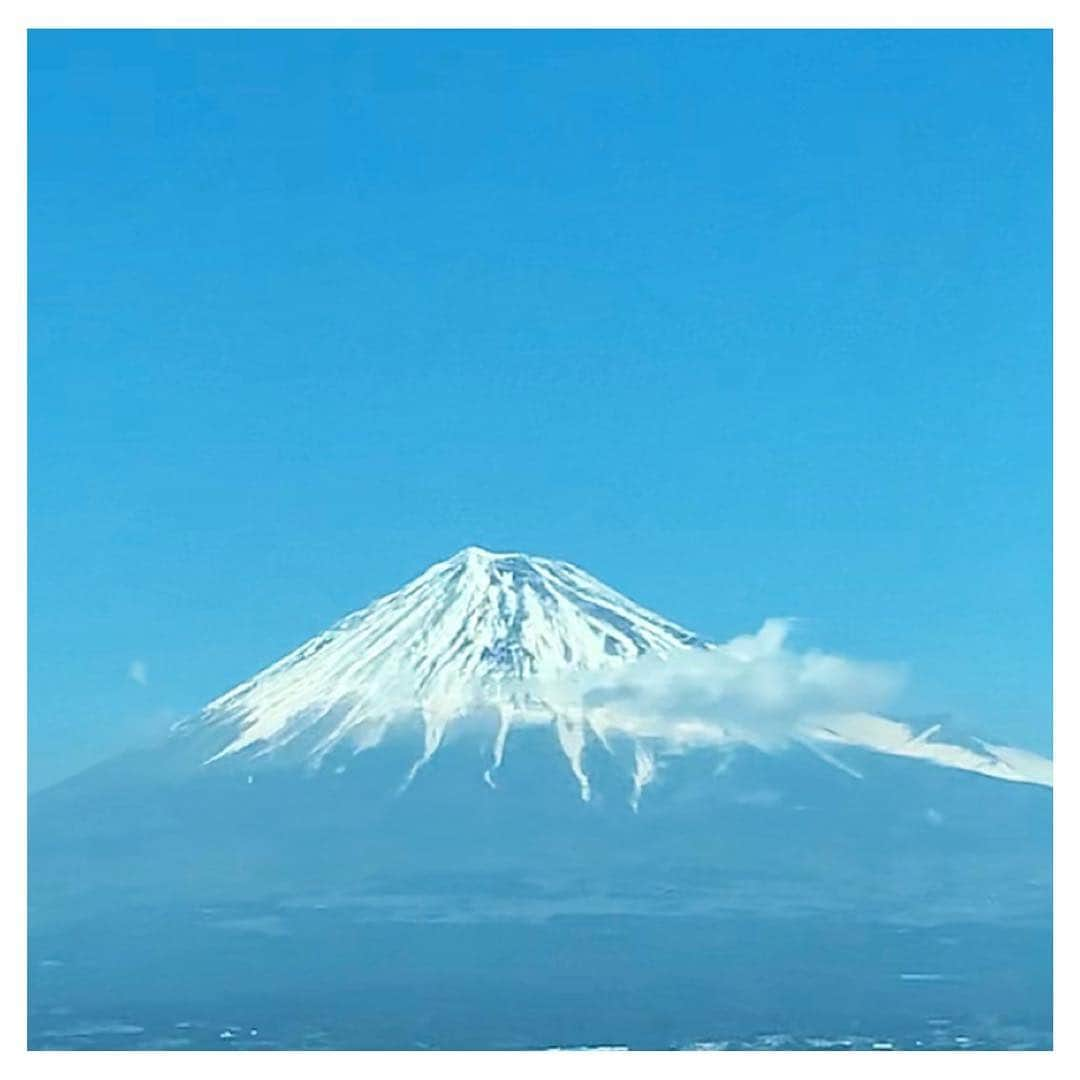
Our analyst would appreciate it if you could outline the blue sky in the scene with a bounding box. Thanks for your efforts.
[29,31,1051,786]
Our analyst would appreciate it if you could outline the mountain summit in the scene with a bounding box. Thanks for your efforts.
[191,546,706,794]
[181,547,1050,802]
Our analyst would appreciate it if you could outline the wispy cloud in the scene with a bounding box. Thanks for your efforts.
[527,621,1049,794]
[534,618,906,753]
[128,659,149,687]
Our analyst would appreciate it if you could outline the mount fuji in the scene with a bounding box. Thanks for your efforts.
[32,546,1050,914]
[29,547,1053,1048]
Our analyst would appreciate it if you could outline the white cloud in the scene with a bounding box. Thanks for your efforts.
[128,659,149,687]
[533,618,906,754]
[526,622,1050,793]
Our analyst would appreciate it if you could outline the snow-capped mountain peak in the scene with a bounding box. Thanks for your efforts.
[187,547,1051,800]
[196,547,705,787]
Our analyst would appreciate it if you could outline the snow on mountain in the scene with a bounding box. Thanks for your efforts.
[187,546,1051,801]
[195,547,706,786]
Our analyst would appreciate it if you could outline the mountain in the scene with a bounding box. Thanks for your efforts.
[28,547,1053,1047]
[31,547,1050,918]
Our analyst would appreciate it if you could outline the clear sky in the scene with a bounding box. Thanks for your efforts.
[29,30,1052,787]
